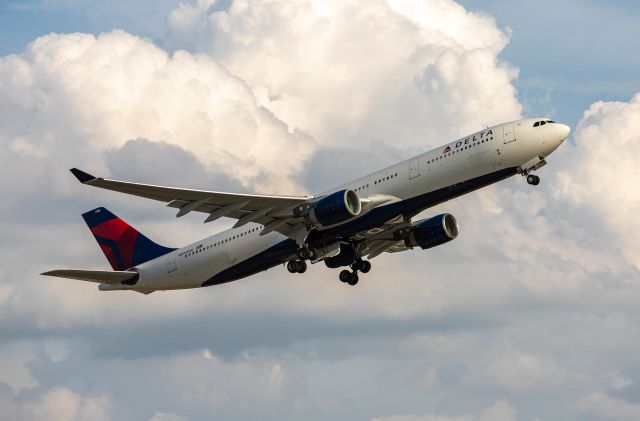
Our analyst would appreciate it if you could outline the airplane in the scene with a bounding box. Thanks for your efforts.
[42,118,570,293]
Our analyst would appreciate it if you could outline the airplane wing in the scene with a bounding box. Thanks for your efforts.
[70,168,311,237]
[41,269,139,284]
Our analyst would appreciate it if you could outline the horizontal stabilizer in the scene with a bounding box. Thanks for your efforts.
[41,269,139,284]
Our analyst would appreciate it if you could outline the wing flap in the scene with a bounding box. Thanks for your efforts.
[41,269,139,284]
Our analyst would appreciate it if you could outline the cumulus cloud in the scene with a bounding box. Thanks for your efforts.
[0,344,39,394]
[166,0,521,149]
[148,411,189,421]
[0,386,111,421]
[576,391,640,421]
[0,0,639,420]
[555,92,640,270]
[371,400,517,421]
[477,350,566,391]
[0,30,314,195]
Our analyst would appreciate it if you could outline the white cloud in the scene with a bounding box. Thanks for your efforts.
[0,343,39,394]
[479,350,566,391]
[0,386,111,421]
[0,30,314,194]
[371,400,517,421]
[577,391,640,420]
[555,92,640,270]
[1,1,640,420]
[166,0,521,149]
[148,411,189,421]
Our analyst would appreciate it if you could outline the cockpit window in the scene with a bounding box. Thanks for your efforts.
[546,120,555,123]
[540,121,547,126]
[533,121,540,127]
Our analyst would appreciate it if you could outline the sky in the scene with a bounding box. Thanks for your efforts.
[0,1,640,420]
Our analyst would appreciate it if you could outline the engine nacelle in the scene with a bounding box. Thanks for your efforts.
[309,189,361,227]
[404,214,459,249]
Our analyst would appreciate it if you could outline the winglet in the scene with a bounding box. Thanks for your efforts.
[70,168,96,183]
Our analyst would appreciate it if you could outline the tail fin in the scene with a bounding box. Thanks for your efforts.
[82,207,175,270]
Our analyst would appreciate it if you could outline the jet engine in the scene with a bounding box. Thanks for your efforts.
[308,189,362,227]
[404,214,458,249]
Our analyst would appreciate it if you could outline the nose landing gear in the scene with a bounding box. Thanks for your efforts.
[526,174,540,186]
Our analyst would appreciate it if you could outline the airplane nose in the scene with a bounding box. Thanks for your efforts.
[558,123,570,141]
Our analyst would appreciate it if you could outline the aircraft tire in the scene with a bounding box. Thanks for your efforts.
[347,273,359,286]
[527,174,540,185]
[339,270,351,283]
[296,260,307,273]
[360,261,371,273]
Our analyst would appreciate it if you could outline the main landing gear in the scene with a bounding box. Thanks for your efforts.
[526,174,540,186]
[287,246,315,274]
[287,260,307,274]
[339,258,372,286]
[297,246,316,261]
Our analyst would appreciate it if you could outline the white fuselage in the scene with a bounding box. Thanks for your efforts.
[124,118,569,292]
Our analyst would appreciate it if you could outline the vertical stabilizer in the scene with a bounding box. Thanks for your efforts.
[82,207,175,270]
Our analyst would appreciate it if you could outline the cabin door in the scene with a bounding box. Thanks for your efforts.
[409,158,420,179]
[503,123,516,144]
[167,252,177,273]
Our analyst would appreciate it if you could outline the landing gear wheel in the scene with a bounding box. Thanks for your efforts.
[526,174,540,186]
[347,273,359,286]
[287,261,298,273]
[295,260,307,273]
[297,247,316,260]
[297,248,309,260]
[339,270,351,283]
[360,261,371,273]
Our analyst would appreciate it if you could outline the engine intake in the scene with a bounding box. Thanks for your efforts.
[404,214,458,249]
[309,189,361,227]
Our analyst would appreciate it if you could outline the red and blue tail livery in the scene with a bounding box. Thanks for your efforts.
[82,207,175,271]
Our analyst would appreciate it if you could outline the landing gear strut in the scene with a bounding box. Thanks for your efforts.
[526,174,540,186]
[339,258,371,286]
